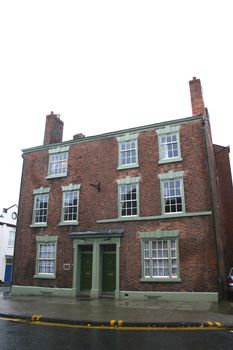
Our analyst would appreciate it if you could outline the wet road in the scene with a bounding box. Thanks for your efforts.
[0,319,233,350]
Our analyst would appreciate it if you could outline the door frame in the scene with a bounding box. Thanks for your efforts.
[72,236,121,299]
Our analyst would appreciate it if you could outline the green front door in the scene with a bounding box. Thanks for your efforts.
[102,252,116,292]
[80,252,93,291]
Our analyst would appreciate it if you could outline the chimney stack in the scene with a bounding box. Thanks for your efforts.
[189,77,205,116]
[43,111,64,145]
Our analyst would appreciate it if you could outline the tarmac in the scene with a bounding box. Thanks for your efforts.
[1,286,233,328]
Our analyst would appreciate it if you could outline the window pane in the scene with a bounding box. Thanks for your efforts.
[144,239,178,278]
[34,194,48,223]
[49,152,68,176]
[120,184,137,216]
[120,141,137,166]
[63,191,78,222]
[8,230,16,247]
[160,133,179,159]
[38,243,56,275]
[163,180,183,213]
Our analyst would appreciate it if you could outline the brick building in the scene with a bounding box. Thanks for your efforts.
[12,78,233,301]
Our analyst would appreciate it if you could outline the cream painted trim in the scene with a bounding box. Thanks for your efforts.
[156,125,180,135]
[138,230,179,239]
[33,187,50,195]
[48,146,70,154]
[158,170,184,180]
[116,133,139,142]
[61,184,81,192]
[116,176,141,185]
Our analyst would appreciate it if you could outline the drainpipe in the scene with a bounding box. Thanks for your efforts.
[202,113,222,301]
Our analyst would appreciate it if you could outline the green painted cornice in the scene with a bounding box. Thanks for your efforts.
[22,115,202,154]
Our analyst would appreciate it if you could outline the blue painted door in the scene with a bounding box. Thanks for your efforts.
[4,264,13,284]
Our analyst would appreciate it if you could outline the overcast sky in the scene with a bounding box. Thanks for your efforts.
[0,0,232,212]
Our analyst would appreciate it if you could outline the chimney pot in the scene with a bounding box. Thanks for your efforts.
[73,133,85,140]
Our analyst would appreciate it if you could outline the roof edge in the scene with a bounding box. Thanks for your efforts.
[22,114,202,154]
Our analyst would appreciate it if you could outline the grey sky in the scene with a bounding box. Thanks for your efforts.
[1,0,232,210]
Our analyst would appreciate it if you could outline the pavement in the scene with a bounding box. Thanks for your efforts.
[0,286,233,328]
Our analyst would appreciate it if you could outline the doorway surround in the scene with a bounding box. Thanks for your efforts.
[70,229,124,299]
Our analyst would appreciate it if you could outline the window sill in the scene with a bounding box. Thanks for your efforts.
[158,157,183,165]
[46,174,67,180]
[140,277,181,283]
[117,164,139,170]
[33,274,56,280]
[59,222,79,226]
[30,224,47,228]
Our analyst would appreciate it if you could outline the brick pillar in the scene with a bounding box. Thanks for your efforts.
[189,77,205,116]
[43,111,64,145]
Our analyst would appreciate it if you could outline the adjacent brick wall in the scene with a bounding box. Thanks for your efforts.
[214,145,233,275]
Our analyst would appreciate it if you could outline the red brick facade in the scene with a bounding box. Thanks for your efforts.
[12,78,233,301]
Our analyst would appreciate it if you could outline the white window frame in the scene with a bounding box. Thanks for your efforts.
[31,187,50,227]
[143,240,178,278]
[139,230,180,282]
[34,235,58,279]
[156,125,182,164]
[8,229,16,247]
[60,184,81,226]
[158,171,185,215]
[47,146,70,179]
[117,133,139,170]
[117,176,140,218]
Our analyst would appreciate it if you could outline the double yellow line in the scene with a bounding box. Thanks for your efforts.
[0,316,229,331]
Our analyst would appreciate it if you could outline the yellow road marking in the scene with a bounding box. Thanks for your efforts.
[0,317,230,331]
[0,316,27,323]
[110,320,115,326]
[32,315,42,321]
[27,321,231,331]
[118,320,123,327]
